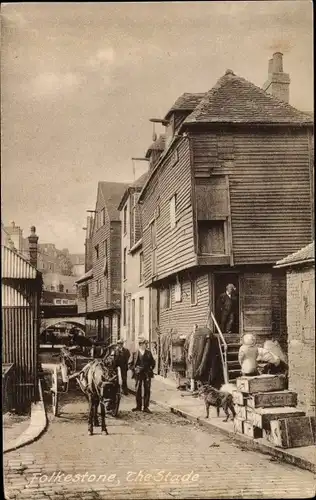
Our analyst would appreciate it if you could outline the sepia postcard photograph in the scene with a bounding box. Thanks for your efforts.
[1,1,315,499]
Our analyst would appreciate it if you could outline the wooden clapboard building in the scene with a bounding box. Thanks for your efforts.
[2,228,42,411]
[76,182,128,343]
[138,53,314,381]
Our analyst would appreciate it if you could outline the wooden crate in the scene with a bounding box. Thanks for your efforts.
[235,404,247,420]
[247,391,297,409]
[243,421,263,439]
[248,407,305,429]
[233,417,244,434]
[270,416,316,448]
[232,390,246,406]
[236,375,286,394]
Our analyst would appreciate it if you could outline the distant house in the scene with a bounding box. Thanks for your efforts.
[275,242,315,416]
[118,171,151,351]
[76,182,128,343]
[138,52,313,381]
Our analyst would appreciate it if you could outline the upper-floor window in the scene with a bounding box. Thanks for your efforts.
[123,205,128,234]
[139,297,145,334]
[160,285,172,310]
[170,194,177,229]
[190,279,198,306]
[123,293,127,326]
[139,252,144,284]
[101,208,106,226]
[95,244,99,260]
[123,248,127,280]
[150,221,157,276]
[103,239,108,257]
[198,220,226,255]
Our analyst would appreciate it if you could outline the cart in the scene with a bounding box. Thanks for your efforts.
[49,346,122,418]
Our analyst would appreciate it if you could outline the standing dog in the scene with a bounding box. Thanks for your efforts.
[198,384,236,422]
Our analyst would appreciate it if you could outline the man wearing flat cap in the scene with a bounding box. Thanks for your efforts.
[116,339,130,395]
[129,337,155,413]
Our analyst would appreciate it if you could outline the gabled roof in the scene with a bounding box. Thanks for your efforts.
[117,172,149,211]
[164,93,205,120]
[183,70,313,125]
[275,242,314,268]
[99,182,129,221]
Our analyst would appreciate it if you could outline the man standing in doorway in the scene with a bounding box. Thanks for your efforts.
[129,337,155,413]
[116,339,130,395]
[216,283,237,334]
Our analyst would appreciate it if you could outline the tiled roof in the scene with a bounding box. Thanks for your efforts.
[145,134,166,158]
[183,70,313,125]
[164,93,205,119]
[275,242,314,268]
[117,172,149,210]
[132,171,149,189]
[99,182,129,221]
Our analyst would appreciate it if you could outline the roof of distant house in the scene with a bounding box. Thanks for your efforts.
[145,134,166,158]
[183,70,313,125]
[164,93,205,120]
[275,242,314,268]
[117,172,150,211]
[99,181,130,221]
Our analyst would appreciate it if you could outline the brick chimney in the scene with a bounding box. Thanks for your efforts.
[28,226,39,268]
[263,52,290,103]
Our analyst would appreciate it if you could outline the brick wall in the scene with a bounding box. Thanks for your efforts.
[287,265,315,415]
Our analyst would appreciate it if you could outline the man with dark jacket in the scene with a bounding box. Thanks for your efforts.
[129,337,155,413]
[216,284,237,334]
[116,339,130,395]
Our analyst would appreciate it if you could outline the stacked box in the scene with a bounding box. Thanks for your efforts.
[233,375,302,441]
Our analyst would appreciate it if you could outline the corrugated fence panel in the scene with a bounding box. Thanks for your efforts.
[1,246,37,279]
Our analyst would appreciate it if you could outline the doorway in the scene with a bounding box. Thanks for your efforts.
[213,273,240,334]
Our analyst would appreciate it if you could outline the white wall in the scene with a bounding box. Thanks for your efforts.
[120,193,149,352]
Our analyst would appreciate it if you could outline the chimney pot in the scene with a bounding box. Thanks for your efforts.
[263,52,290,103]
[28,225,39,268]
[272,52,283,73]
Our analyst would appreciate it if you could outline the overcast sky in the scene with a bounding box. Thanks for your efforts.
[1,1,313,253]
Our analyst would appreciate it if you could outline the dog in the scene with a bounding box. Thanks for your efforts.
[198,384,236,422]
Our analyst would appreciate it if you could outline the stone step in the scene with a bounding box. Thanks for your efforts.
[227,350,239,359]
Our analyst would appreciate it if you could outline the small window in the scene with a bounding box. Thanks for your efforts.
[95,244,99,260]
[160,286,172,310]
[101,208,106,226]
[103,239,108,257]
[198,220,226,255]
[190,279,197,306]
[123,205,128,234]
[123,248,127,280]
[170,195,177,229]
[123,294,127,326]
[131,299,136,341]
[174,280,182,302]
[139,252,144,284]
[139,297,145,334]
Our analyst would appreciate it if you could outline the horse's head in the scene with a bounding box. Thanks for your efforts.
[102,345,121,369]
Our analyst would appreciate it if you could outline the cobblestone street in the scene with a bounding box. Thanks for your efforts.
[4,391,315,500]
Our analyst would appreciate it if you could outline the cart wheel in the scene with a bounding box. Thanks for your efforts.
[111,391,121,417]
[51,366,59,416]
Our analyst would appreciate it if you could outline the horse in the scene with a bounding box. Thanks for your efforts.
[77,346,121,436]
